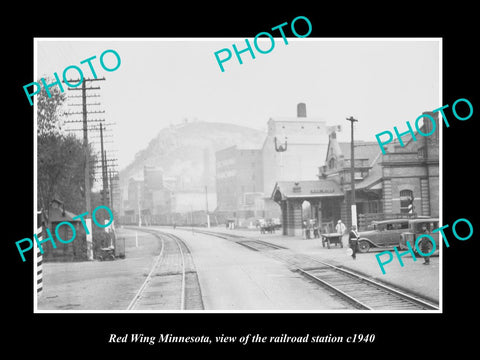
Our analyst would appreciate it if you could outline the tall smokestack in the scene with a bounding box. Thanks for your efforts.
[297,102,306,117]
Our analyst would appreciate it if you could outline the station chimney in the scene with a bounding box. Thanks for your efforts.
[297,102,307,117]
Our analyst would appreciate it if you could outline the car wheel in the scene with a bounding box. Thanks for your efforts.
[358,240,370,253]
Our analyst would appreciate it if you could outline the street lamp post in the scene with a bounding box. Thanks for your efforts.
[346,116,358,228]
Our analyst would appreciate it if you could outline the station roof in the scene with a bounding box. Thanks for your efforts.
[48,199,81,223]
[338,141,381,164]
[272,179,344,201]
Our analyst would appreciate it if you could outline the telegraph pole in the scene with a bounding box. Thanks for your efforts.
[205,186,210,228]
[108,169,115,211]
[137,181,142,227]
[346,116,358,228]
[98,124,111,206]
[100,124,106,205]
[89,123,117,207]
[66,77,105,260]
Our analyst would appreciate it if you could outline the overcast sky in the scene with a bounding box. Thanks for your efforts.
[35,38,441,169]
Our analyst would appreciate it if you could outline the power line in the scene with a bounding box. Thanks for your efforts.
[64,77,106,261]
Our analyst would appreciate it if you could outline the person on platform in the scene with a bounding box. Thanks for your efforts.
[313,222,319,238]
[349,225,360,260]
[419,224,432,265]
[306,221,311,239]
[336,220,347,246]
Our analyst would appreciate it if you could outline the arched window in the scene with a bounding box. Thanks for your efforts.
[400,189,414,214]
[328,157,336,169]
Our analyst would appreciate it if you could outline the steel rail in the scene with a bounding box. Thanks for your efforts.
[126,232,165,310]
[163,232,187,310]
[126,229,188,311]
[190,228,439,311]
[298,253,439,310]
[296,268,373,310]
[190,228,285,250]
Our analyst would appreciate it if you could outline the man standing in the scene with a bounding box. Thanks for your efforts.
[349,225,360,260]
[419,224,432,265]
[336,220,347,247]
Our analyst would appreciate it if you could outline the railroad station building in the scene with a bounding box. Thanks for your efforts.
[272,112,440,236]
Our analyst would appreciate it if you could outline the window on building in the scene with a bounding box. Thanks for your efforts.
[400,189,414,213]
[328,157,336,169]
[418,146,426,159]
[368,201,379,213]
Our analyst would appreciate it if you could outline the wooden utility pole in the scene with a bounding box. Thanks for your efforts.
[89,124,117,208]
[99,124,110,206]
[66,77,105,260]
[346,116,358,228]
[205,185,210,228]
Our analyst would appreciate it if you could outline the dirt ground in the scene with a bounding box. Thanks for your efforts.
[37,228,161,311]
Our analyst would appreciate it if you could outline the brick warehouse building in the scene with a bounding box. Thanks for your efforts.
[272,112,439,236]
[215,145,264,225]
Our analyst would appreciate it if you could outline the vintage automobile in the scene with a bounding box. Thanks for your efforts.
[357,219,410,253]
[398,218,439,255]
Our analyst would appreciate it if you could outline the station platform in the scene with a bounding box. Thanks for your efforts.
[191,226,441,305]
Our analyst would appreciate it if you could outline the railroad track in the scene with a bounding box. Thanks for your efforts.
[187,228,287,251]
[126,228,203,311]
[190,228,439,311]
[294,259,438,311]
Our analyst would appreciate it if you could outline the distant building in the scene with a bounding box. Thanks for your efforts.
[171,191,217,214]
[143,165,164,190]
[215,145,263,224]
[262,103,335,190]
[142,166,173,221]
[126,176,143,212]
[109,172,121,215]
[123,165,218,225]
[261,103,340,219]
[124,177,144,224]
[214,103,341,226]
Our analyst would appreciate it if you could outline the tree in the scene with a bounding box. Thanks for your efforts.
[37,80,65,137]
[37,78,96,214]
